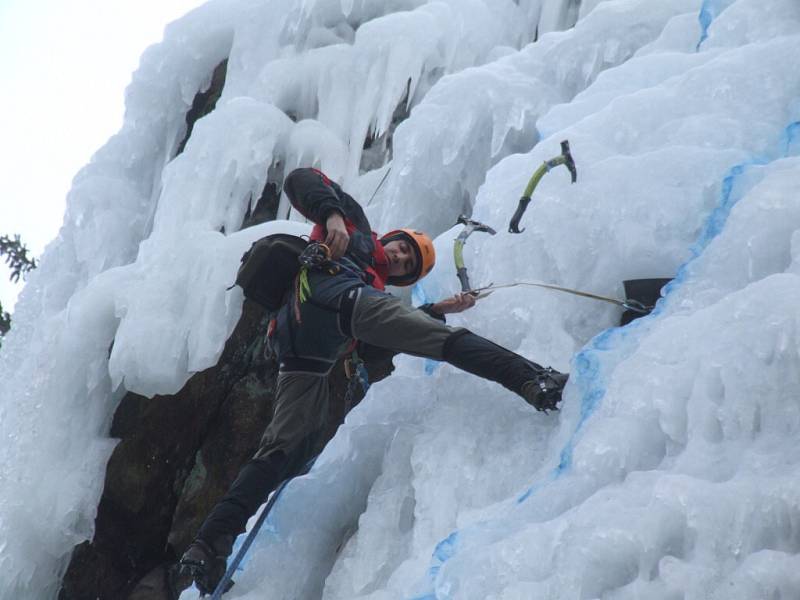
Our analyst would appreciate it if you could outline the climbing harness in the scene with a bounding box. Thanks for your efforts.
[452,215,496,292]
[509,140,577,234]
[209,456,318,600]
[467,280,651,314]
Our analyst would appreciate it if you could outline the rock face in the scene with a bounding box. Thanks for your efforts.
[57,300,276,599]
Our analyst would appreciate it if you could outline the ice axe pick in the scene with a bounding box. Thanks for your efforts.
[454,215,497,292]
[508,139,577,234]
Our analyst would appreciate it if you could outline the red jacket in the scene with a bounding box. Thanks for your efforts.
[307,223,389,290]
[284,168,390,290]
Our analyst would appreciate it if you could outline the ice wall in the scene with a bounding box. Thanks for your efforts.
[2,0,800,598]
[213,1,800,599]
[321,2,800,599]
[0,0,576,597]
[372,0,696,236]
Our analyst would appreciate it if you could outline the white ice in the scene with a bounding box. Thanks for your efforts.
[2,0,800,599]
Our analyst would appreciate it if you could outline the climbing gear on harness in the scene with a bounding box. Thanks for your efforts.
[343,349,370,413]
[509,140,577,234]
[298,242,333,270]
[467,280,651,314]
[521,368,568,412]
[208,457,318,600]
[453,215,497,292]
[380,229,436,286]
[296,242,335,304]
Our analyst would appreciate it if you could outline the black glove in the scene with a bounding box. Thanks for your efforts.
[521,369,568,412]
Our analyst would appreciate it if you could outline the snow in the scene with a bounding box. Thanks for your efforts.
[1,0,800,598]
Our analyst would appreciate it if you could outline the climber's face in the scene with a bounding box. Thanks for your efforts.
[383,239,418,277]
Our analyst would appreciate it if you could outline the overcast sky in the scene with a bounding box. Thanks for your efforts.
[0,0,206,316]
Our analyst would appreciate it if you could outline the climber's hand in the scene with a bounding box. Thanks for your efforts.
[432,293,477,315]
[325,212,350,260]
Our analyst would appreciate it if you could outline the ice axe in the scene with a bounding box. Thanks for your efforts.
[509,140,577,234]
[454,215,496,292]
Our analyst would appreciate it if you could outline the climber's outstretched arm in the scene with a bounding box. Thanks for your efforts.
[346,287,565,411]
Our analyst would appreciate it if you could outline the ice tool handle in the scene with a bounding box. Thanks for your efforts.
[509,140,577,234]
[453,215,497,292]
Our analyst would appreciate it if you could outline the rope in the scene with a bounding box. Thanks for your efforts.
[468,280,651,314]
[209,456,318,600]
[366,167,392,206]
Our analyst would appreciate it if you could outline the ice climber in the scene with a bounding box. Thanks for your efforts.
[174,167,568,595]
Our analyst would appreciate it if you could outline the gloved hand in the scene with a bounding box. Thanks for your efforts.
[521,370,568,412]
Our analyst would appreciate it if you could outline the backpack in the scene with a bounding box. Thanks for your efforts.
[233,233,309,310]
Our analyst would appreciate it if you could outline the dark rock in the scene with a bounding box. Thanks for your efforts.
[175,59,228,157]
[59,295,397,599]
[166,323,278,555]
[125,566,173,600]
[58,300,276,600]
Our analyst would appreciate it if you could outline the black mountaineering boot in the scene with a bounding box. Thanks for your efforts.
[521,369,568,412]
[177,535,235,596]
[166,561,193,600]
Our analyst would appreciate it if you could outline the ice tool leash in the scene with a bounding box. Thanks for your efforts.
[450,218,649,313]
[467,280,651,314]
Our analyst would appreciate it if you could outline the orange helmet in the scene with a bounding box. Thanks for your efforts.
[380,228,436,286]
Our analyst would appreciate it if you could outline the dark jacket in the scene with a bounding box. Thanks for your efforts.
[273,168,441,374]
[283,168,390,290]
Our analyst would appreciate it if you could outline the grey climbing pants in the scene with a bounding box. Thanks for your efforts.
[197,290,458,546]
[349,287,457,359]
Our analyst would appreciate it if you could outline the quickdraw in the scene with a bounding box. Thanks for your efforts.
[298,241,333,270]
[293,242,337,320]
